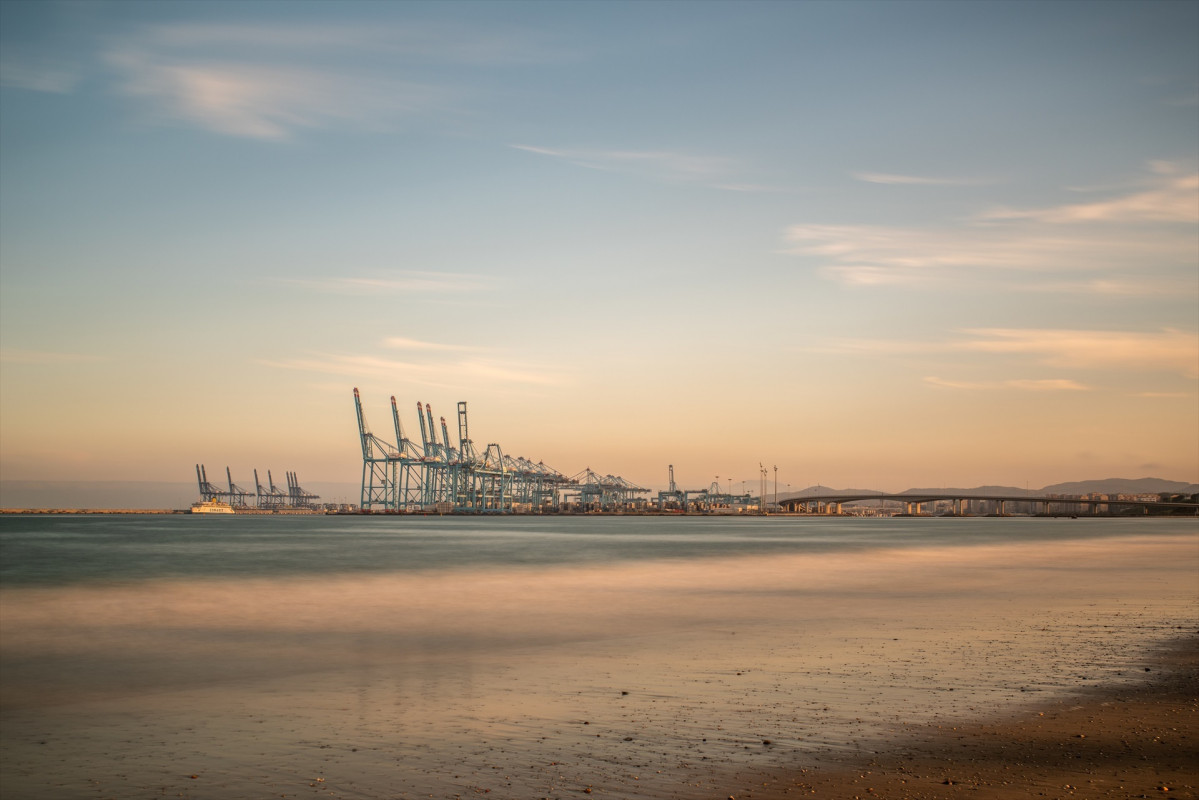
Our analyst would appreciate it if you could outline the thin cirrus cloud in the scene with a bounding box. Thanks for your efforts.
[0,56,80,93]
[134,21,560,65]
[278,271,491,295]
[510,144,756,188]
[822,328,1199,379]
[853,172,981,186]
[785,223,1183,284]
[787,166,1198,288]
[1029,277,1198,297]
[0,348,106,365]
[265,348,562,388]
[924,377,1090,391]
[957,328,1199,377]
[105,50,447,140]
[96,20,557,139]
[382,337,485,352]
[981,172,1199,224]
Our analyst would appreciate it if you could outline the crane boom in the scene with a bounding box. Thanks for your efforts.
[458,401,469,450]
[390,396,407,449]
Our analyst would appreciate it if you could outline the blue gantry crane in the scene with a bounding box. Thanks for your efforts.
[352,388,647,513]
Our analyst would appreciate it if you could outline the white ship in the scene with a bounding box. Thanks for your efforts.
[190,500,235,514]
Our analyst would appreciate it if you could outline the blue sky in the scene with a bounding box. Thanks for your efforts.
[2,0,1196,494]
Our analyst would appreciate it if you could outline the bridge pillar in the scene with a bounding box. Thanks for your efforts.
[997,499,1006,515]
[833,502,842,515]
[1041,500,1050,515]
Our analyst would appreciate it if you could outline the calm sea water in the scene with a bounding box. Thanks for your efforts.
[2,513,1196,799]
[2,513,1193,586]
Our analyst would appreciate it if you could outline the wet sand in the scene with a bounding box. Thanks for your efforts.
[1,530,1195,799]
[717,636,1198,800]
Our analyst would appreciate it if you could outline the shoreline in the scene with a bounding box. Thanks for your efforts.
[2,507,1194,517]
[722,634,1198,800]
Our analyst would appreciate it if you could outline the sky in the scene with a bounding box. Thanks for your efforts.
[1,0,1196,496]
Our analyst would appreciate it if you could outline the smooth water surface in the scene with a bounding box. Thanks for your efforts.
[2,513,1190,585]
[1,515,1195,799]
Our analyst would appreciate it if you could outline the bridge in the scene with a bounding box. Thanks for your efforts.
[778,492,1198,516]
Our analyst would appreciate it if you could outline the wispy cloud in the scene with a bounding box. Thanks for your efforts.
[278,271,490,294]
[786,166,1198,289]
[265,350,563,389]
[1028,276,1198,297]
[785,223,1180,281]
[135,21,557,65]
[512,143,733,176]
[106,50,447,140]
[382,337,484,352]
[711,183,793,194]
[822,328,1198,379]
[924,377,1090,391]
[853,172,981,186]
[98,20,555,139]
[0,349,106,365]
[0,57,80,93]
[1131,391,1192,398]
[982,172,1198,225]
[512,143,771,190]
[957,328,1199,377]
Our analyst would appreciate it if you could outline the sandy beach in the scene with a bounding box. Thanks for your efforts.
[716,635,1197,800]
[1,521,1195,799]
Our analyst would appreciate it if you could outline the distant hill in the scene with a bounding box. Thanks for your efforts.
[1039,477,1197,496]
[902,485,1031,497]
[789,485,885,497]
[779,477,1196,502]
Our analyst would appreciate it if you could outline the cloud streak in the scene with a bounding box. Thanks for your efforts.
[957,328,1199,377]
[0,349,106,365]
[982,173,1199,225]
[512,143,733,175]
[924,376,1090,391]
[0,57,80,93]
[97,20,557,139]
[106,50,447,140]
[278,271,490,295]
[785,167,1199,289]
[512,144,771,190]
[264,350,563,389]
[820,328,1198,379]
[853,172,981,186]
[382,337,485,352]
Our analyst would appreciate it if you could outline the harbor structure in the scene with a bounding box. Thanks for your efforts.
[353,388,650,513]
[195,464,321,511]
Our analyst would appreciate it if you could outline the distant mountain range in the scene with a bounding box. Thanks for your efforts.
[1,477,1195,510]
[783,477,1198,500]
